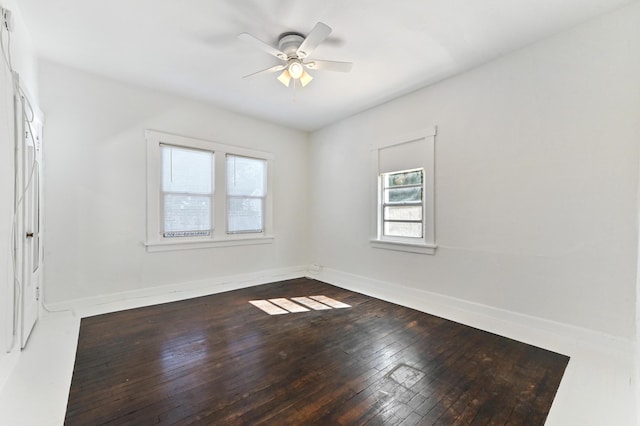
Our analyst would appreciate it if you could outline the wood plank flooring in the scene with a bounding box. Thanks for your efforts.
[65,278,569,425]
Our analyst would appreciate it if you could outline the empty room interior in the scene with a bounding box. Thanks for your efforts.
[1,0,639,425]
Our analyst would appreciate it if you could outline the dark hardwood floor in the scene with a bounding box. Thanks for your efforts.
[65,278,569,425]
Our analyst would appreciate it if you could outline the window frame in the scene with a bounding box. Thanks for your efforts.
[225,154,268,235]
[370,127,437,255]
[380,168,425,240]
[160,144,214,239]
[145,130,274,252]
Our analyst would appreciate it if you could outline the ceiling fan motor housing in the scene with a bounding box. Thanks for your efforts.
[278,33,306,58]
[238,22,352,83]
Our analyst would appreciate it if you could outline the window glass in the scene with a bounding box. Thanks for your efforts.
[381,168,424,239]
[162,146,212,194]
[146,130,274,250]
[227,197,264,233]
[384,206,422,221]
[227,155,266,233]
[386,170,423,187]
[384,222,423,238]
[161,145,213,238]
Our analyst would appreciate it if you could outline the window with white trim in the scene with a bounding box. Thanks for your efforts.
[371,127,436,255]
[381,168,424,239]
[146,130,273,252]
[226,155,266,234]
[161,145,213,238]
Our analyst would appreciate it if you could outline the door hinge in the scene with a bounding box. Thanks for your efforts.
[36,287,40,301]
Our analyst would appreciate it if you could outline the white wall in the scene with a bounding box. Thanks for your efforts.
[310,4,640,340]
[0,0,39,385]
[39,60,310,305]
[28,0,640,341]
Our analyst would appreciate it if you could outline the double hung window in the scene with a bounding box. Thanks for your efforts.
[371,127,437,254]
[226,155,267,234]
[146,131,273,251]
[161,145,213,238]
[381,169,424,239]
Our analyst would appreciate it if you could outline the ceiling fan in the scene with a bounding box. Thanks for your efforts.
[238,22,353,88]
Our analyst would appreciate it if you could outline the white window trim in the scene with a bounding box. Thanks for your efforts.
[225,154,268,235]
[145,130,274,252]
[160,144,214,239]
[370,127,437,255]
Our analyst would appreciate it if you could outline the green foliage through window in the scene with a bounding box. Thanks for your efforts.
[381,169,424,239]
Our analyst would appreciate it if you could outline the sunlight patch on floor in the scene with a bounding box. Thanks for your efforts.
[248,300,289,315]
[269,298,310,313]
[250,295,351,315]
[310,295,351,309]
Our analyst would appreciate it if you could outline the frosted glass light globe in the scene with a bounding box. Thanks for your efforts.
[288,61,304,79]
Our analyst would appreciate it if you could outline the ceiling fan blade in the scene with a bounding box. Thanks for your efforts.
[296,22,332,59]
[242,64,286,79]
[304,60,353,73]
[238,33,288,60]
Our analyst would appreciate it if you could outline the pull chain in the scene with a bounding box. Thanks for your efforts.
[292,78,297,103]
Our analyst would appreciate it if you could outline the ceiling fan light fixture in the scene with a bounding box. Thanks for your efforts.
[277,69,291,87]
[239,22,352,91]
[299,70,313,87]
[288,60,304,79]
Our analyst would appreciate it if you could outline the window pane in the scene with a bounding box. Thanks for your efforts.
[227,155,266,196]
[384,206,422,221]
[162,145,212,194]
[163,194,211,236]
[386,170,423,187]
[384,187,422,203]
[228,197,263,233]
[384,222,423,238]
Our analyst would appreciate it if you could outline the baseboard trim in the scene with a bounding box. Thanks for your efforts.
[309,267,635,357]
[46,265,309,318]
[44,263,634,357]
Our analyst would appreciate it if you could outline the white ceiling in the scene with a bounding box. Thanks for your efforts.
[16,0,636,131]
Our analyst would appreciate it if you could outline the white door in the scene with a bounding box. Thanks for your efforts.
[19,95,43,349]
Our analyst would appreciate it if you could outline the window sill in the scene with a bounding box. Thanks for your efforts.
[370,239,437,255]
[145,235,274,252]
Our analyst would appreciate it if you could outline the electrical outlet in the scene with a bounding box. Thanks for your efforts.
[309,264,322,274]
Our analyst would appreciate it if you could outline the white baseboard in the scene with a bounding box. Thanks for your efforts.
[43,263,635,359]
[46,265,309,318]
[309,267,635,358]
